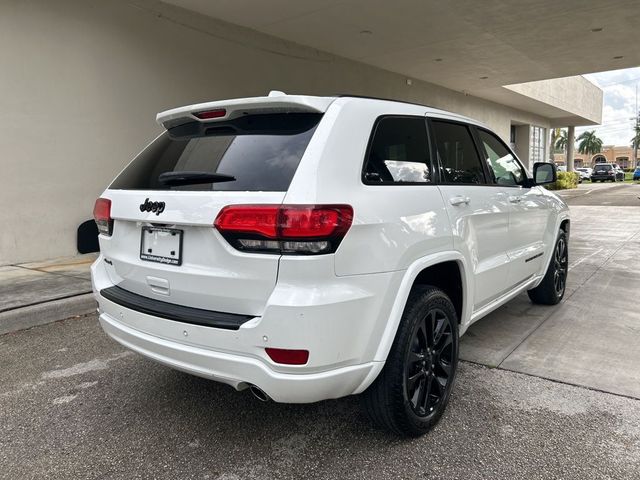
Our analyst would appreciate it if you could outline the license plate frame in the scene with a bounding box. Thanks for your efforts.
[139,226,183,266]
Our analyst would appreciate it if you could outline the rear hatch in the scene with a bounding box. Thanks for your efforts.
[97,96,329,316]
[593,164,612,175]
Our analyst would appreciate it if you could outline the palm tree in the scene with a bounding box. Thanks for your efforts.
[632,125,640,168]
[577,130,603,155]
[554,129,568,153]
[631,125,640,150]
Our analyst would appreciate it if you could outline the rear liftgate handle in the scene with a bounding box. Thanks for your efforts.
[449,195,471,206]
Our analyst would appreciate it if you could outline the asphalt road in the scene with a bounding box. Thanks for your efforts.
[3,181,640,479]
[557,181,640,206]
[2,316,640,480]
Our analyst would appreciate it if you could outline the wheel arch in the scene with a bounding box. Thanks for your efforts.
[353,251,470,394]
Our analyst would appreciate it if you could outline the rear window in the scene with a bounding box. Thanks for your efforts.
[594,165,612,172]
[110,113,321,191]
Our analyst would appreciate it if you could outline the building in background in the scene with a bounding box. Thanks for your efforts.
[555,146,640,168]
[7,0,640,265]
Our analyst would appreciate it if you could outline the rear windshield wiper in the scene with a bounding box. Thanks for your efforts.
[158,171,236,186]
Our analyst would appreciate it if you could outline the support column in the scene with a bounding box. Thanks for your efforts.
[566,126,575,172]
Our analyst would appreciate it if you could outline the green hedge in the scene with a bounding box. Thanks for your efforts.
[545,171,579,190]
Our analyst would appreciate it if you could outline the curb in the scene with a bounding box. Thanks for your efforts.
[0,293,97,336]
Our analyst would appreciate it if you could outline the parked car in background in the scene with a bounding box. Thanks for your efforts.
[633,167,640,181]
[91,93,569,437]
[576,167,592,181]
[612,164,625,181]
[591,163,623,182]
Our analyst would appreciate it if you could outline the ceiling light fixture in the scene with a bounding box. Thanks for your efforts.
[435,58,443,62]
[591,27,603,32]
[480,76,489,80]
[359,30,372,35]
[613,55,624,59]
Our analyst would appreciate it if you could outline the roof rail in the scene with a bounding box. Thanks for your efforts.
[335,94,434,109]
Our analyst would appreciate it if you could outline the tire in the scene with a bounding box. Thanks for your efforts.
[361,285,459,437]
[527,231,568,305]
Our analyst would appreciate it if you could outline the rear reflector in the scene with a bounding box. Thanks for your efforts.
[93,198,113,236]
[214,205,353,255]
[193,109,226,120]
[265,348,309,365]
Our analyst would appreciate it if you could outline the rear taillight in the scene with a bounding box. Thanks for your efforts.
[93,198,113,236]
[214,205,353,255]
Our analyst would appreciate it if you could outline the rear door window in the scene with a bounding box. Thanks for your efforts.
[431,121,487,184]
[110,113,321,191]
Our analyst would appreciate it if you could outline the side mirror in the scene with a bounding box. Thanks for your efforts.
[533,162,557,185]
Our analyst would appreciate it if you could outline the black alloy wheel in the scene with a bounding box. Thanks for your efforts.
[405,308,454,418]
[527,230,569,305]
[553,234,568,298]
[361,286,459,436]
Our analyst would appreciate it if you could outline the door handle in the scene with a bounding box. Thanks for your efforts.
[449,195,471,206]
[508,196,522,203]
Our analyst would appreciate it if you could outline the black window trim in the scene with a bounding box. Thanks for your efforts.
[426,117,490,186]
[474,126,530,189]
[361,114,437,186]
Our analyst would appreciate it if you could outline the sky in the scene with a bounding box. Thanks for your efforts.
[576,67,640,146]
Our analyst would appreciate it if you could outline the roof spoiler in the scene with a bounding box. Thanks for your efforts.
[156,91,335,130]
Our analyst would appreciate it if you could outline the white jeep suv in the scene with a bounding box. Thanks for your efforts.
[91,92,569,436]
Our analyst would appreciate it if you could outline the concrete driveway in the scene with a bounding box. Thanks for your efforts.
[461,181,640,399]
[1,182,639,479]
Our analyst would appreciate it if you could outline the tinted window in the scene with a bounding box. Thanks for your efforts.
[432,121,486,184]
[363,117,432,184]
[594,164,612,172]
[110,113,321,191]
[477,129,526,186]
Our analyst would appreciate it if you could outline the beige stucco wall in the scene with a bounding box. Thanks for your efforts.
[555,147,640,167]
[505,76,603,126]
[0,0,556,265]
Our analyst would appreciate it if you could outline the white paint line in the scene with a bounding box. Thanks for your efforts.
[42,352,131,379]
[568,248,604,270]
[52,394,77,405]
[76,381,98,390]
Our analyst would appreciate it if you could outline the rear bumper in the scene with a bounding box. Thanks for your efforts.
[98,309,377,403]
[91,255,399,403]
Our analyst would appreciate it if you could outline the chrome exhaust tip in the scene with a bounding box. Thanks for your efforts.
[249,385,270,402]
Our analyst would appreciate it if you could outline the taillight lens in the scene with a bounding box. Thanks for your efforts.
[214,205,353,255]
[265,348,309,365]
[93,198,113,236]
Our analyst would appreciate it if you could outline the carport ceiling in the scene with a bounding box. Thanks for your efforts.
[163,0,640,91]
